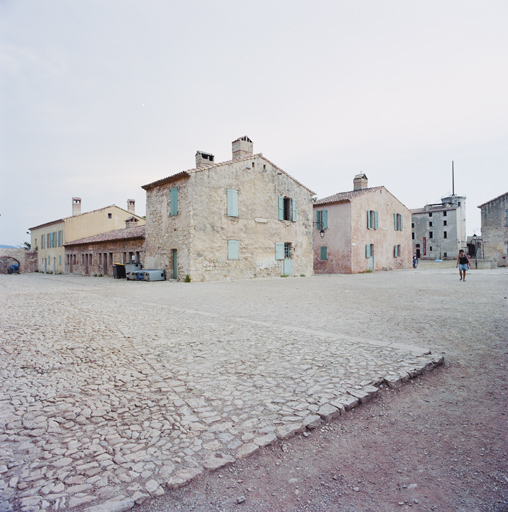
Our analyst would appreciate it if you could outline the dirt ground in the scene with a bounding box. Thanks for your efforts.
[135,267,508,512]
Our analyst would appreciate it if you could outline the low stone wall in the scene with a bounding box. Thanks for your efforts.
[0,249,37,273]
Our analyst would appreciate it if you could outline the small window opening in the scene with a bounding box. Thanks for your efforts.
[108,213,112,219]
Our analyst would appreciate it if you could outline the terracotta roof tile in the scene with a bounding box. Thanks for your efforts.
[315,186,384,206]
[65,225,145,246]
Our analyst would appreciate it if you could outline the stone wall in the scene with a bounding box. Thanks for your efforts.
[66,239,145,277]
[481,193,508,266]
[0,249,37,273]
[144,155,315,281]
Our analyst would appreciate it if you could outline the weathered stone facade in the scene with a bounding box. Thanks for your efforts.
[143,137,315,281]
[479,192,508,266]
[0,248,37,273]
[65,225,145,276]
[314,177,412,273]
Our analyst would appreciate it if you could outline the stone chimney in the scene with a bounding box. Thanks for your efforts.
[195,151,214,167]
[72,197,82,216]
[125,217,138,229]
[353,174,368,191]
[127,199,135,214]
[232,136,253,159]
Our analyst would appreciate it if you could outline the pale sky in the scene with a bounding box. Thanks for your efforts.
[1,0,507,246]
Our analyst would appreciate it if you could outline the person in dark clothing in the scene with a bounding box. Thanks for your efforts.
[456,250,470,281]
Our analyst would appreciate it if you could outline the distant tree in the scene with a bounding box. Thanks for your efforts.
[17,241,31,250]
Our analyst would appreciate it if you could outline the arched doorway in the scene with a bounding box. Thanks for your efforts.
[0,257,20,274]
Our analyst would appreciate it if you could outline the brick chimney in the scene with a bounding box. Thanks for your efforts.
[195,151,214,167]
[353,174,368,191]
[232,136,253,159]
[72,197,82,216]
[127,199,135,214]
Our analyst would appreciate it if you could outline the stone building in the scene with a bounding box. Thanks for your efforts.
[411,194,467,260]
[313,174,412,274]
[142,136,315,281]
[64,221,145,276]
[29,198,144,274]
[478,191,508,266]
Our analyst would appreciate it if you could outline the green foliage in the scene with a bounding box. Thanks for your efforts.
[185,274,191,282]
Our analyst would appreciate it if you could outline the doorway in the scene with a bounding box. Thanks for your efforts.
[283,242,293,275]
[172,249,177,280]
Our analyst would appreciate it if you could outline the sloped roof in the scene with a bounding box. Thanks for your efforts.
[65,225,145,246]
[478,191,508,208]
[314,186,385,206]
[29,205,144,231]
[142,153,316,195]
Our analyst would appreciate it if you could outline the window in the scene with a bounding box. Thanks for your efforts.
[284,242,291,259]
[226,189,239,217]
[394,245,401,257]
[443,232,447,239]
[320,246,328,261]
[367,210,378,230]
[429,213,433,217]
[135,252,139,263]
[228,240,239,260]
[316,210,328,230]
[444,252,448,258]
[59,255,61,266]
[429,221,433,227]
[99,253,102,265]
[430,246,433,251]
[458,202,461,206]
[41,234,45,249]
[412,233,415,240]
[429,231,433,238]
[170,187,178,216]
[53,232,56,247]
[443,220,447,226]
[123,252,127,263]
[394,213,403,231]
[443,211,447,217]
[365,244,374,258]
[279,196,296,222]
[108,213,112,219]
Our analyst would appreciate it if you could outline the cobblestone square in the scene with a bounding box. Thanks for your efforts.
[1,269,472,511]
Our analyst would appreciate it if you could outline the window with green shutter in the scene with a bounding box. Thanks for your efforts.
[279,197,296,222]
[320,246,328,261]
[367,210,378,230]
[170,187,178,216]
[228,240,239,260]
[227,189,239,217]
[317,210,328,230]
[366,244,371,258]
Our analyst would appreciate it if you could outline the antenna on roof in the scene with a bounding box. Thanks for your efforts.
[452,161,455,196]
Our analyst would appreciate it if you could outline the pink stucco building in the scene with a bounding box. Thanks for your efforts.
[313,175,412,273]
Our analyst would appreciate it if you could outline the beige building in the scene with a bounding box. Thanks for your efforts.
[313,174,412,273]
[478,192,508,266]
[29,198,144,274]
[142,136,315,281]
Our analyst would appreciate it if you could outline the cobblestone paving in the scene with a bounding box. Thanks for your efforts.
[0,275,442,512]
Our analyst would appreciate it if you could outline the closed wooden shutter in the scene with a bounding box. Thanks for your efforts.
[227,189,238,217]
[170,188,178,216]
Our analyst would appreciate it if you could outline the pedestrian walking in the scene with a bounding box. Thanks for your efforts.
[412,255,418,269]
[456,249,470,281]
